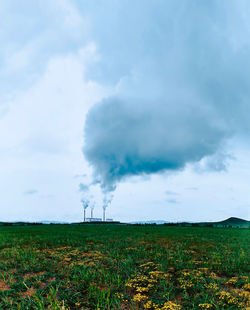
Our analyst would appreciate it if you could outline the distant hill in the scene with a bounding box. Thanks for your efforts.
[218,217,249,224]
[211,217,250,227]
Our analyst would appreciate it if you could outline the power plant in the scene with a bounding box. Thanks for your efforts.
[80,189,114,222]
[85,217,102,222]
[82,201,113,222]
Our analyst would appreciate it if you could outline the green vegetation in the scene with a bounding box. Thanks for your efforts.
[0,225,249,309]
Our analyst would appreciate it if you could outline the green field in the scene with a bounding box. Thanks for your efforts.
[0,225,249,309]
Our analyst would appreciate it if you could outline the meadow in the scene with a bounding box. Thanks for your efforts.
[0,224,249,309]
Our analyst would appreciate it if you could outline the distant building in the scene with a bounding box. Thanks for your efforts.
[85,218,102,222]
[106,218,113,222]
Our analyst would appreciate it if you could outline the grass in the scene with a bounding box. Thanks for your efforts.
[0,225,249,309]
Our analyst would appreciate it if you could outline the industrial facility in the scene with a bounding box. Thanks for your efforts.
[85,217,113,222]
[85,218,102,222]
[81,200,113,222]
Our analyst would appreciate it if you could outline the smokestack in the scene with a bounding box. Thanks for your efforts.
[103,207,106,222]
[81,199,89,222]
[90,202,95,219]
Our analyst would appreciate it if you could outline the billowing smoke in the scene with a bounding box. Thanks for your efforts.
[83,1,250,192]
[84,97,228,191]
[79,181,104,217]
[90,201,95,211]
[79,183,89,193]
[81,198,89,222]
[103,193,113,209]
[101,193,113,221]
[81,198,89,210]
[79,182,92,210]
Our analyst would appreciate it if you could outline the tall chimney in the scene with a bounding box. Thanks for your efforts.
[91,208,93,219]
[103,207,106,222]
[84,208,86,222]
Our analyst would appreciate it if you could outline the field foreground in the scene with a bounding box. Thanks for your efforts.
[0,225,249,309]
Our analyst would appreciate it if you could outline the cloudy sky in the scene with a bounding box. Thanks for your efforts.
[1,0,250,223]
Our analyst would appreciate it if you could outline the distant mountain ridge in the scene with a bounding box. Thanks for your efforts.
[210,217,249,227]
[129,217,249,227]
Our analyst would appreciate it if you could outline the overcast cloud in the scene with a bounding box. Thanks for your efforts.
[0,0,249,222]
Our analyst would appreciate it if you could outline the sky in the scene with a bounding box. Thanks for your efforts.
[0,0,250,223]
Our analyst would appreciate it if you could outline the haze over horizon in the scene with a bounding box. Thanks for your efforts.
[0,0,250,223]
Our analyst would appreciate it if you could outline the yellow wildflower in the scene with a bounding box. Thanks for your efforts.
[161,301,181,310]
[198,303,213,309]
[133,293,148,302]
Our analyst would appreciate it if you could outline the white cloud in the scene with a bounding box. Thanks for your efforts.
[0,0,89,98]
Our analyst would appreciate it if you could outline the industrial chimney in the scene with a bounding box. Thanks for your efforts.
[103,206,106,222]
[90,202,95,219]
[81,199,89,222]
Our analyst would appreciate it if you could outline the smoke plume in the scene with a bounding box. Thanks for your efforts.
[103,193,114,209]
[81,198,89,210]
[83,1,250,192]
[84,97,228,191]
